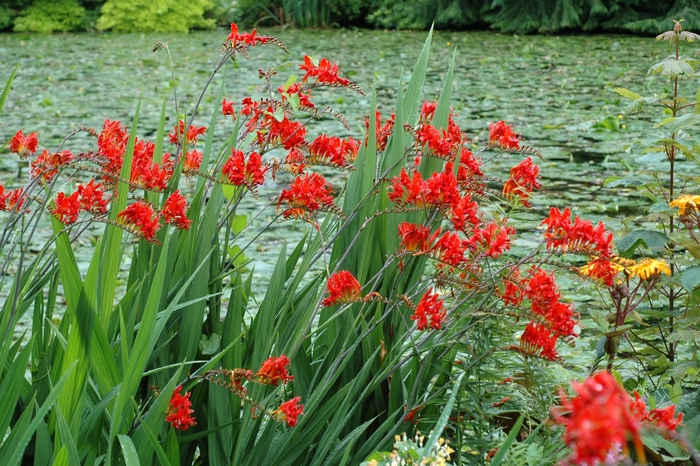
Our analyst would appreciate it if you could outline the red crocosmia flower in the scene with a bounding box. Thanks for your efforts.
[649,405,683,432]
[524,268,578,338]
[257,111,307,150]
[411,288,446,330]
[448,195,480,232]
[388,168,427,208]
[166,386,196,431]
[117,201,161,241]
[419,101,437,122]
[299,55,351,87]
[553,371,645,466]
[256,355,294,386]
[488,120,520,149]
[425,165,461,208]
[364,110,395,151]
[278,82,314,108]
[398,222,436,253]
[31,150,74,182]
[502,157,540,207]
[519,321,559,361]
[221,98,235,117]
[322,270,362,306]
[52,192,81,225]
[278,173,335,219]
[226,23,273,46]
[416,124,456,159]
[97,119,128,176]
[169,120,207,145]
[182,150,203,175]
[9,130,39,158]
[273,396,304,427]
[284,147,306,175]
[161,191,191,230]
[541,207,613,257]
[308,134,359,167]
[500,268,525,306]
[433,231,466,266]
[457,147,483,180]
[221,149,267,189]
[77,180,108,214]
[0,187,26,212]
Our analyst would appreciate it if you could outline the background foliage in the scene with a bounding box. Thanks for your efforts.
[2,0,700,33]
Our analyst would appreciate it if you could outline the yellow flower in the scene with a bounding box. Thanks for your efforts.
[670,194,700,216]
[626,258,671,280]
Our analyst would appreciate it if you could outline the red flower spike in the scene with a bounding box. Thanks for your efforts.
[500,268,525,306]
[169,120,207,145]
[161,191,192,230]
[419,101,437,122]
[0,187,27,212]
[457,147,483,180]
[77,180,108,214]
[9,130,39,158]
[553,371,645,466]
[273,396,304,427]
[278,173,335,220]
[388,168,427,208]
[221,98,235,117]
[323,270,362,307]
[424,165,461,208]
[166,386,196,431]
[278,82,314,108]
[221,149,267,189]
[97,119,129,176]
[519,321,559,361]
[226,23,274,47]
[117,201,161,241]
[411,288,446,331]
[256,355,294,386]
[308,134,359,168]
[433,231,466,266]
[184,150,203,174]
[299,55,351,87]
[284,147,306,175]
[541,207,613,257]
[398,222,435,253]
[52,192,81,225]
[502,157,540,207]
[489,120,520,149]
[31,150,74,183]
[649,405,683,432]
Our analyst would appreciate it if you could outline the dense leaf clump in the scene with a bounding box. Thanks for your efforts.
[96,0,215,32]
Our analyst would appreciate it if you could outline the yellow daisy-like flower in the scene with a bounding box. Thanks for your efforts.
[626,258,671,280]
[670,194,700,217]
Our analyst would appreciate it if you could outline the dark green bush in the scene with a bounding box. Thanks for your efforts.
[13,0,86,33]
[97,0,216,32]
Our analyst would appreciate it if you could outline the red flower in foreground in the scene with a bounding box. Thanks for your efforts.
[117,201,161,241]
[411,288,446,330]
[31,150,74,183]
[169,120,207,145]
[322,270,362,306]
[221,149,267,188]
[161,191,191,230]
[221,98,235,117]
[488,120,520,149]
[77,180,108,214]
[541,207,613,257]
[0,187,26,212]
[166,386,196,431]
[308,134,359,167]
[398,222,435,253]
[519,321,559,360]
[9,130,39,158]
[257,355,294,386]
[299,55,351,87]
[226,23,274,47]
[649,405,684,432]
[273,396,304,427]
[553,372,644,466]
[52,192,81,225]
[503,157,540,207]
[278,173,335,220]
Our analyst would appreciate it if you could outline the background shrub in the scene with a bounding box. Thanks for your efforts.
[13,0,86,33]
[96,0,216,32]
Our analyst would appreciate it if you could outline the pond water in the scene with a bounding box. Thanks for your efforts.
[0,27,691,341]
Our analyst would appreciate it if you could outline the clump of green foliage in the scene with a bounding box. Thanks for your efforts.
[13,0,86,33]
[96,0,215,32]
